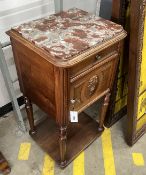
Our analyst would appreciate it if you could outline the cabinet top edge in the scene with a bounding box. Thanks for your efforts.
[7,29,126,68]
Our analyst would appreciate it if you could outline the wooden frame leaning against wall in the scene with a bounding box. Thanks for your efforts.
[105,0,129,127]
[110,0,146,146]
[127,0,146,145]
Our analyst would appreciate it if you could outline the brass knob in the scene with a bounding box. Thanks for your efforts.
[96,55,101,60]
[70,99,76,104]
[70,99,80,104]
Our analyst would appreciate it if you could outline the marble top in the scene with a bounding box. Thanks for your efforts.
[12,8,124,60]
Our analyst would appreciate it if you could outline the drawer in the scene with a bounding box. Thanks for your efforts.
[70,54,118,112]
[70,44,118,78]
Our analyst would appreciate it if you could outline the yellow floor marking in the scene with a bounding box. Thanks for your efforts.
[42,154,54,175]
[73,151,85,175]
[132,153,145,166]
[102,129,116,175]
[18,142,31,160]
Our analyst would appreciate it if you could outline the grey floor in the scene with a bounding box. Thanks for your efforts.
[0,105,146,175]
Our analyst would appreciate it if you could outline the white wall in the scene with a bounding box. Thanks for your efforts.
[100,0,112,19]
[54,0,61,12]
[63,0,99,14]
[0,0,105,107]
[0,0,55,107]
[54,0,101,14]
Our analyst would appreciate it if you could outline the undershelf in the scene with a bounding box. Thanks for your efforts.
[31,112,103,168]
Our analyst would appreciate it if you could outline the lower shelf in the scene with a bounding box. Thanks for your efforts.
[31,112,103,168]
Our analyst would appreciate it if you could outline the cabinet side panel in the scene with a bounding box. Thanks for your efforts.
[11,37,56,118]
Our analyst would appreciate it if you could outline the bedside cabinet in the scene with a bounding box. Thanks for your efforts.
[7,8,126,167]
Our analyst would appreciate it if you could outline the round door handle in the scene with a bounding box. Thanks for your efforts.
[96,55,101,60]
[70,99,80,104]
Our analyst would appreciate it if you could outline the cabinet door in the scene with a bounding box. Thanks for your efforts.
[127,0,146,145]
[70,55,118,113]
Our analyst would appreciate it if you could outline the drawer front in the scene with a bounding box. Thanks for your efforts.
[70,55,118,112]
[70,44,118,78]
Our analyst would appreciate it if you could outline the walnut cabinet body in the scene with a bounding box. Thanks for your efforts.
[8,29,126,167]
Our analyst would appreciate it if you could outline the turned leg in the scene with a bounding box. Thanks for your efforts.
[24,97,36,135]
[0,152,11,174]
[59,126,67,167]
[98,92,111,132]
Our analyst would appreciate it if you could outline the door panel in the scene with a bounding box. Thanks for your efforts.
[70,55,117,112]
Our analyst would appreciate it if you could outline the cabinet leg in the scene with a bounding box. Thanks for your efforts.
[59,126,67,167]
[24,97,36,135]
[98,92,111,132]
[0,152,11,174]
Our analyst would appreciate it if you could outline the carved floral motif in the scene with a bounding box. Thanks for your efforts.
[87,75,99,97]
